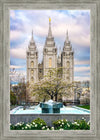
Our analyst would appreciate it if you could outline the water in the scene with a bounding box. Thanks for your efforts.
[10,105,90,114]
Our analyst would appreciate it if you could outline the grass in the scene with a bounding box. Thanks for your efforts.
[77,105,90,110]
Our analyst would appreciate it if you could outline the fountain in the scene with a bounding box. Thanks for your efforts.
[10,100,90,125]
[40,100,63,113]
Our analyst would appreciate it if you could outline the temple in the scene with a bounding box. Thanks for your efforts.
[26,18,74,102]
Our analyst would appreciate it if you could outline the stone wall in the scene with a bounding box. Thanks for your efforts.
[10,114,90,127]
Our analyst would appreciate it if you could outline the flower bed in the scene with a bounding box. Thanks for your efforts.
[10,118,90,130]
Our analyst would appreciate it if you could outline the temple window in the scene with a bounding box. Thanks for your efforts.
[31,70,34,75]
[66,61,70,68]
[67,70,70,75]
[31,61,34,68]
[31,77,34,82]
[49,58,52,68]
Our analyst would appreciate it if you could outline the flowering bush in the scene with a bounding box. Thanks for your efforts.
[52,119,71,130]
[10,118,48,130]
[10,118,90,130]
[52,118,90,130]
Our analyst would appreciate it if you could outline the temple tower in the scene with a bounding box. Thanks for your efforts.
[43,18,57,76]
[26,31,38,84]
[62,30,74,83]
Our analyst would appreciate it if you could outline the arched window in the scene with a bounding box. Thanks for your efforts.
[49,58,52,68]
[66,76,70,83]
[31,77,34,82]
[31,70,34,75]
[31,61,34,68]
[66,61,70,68]
[67,70,70,76]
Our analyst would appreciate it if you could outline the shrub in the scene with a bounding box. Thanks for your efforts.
[52,118,90,130]
[72,119,90,130]
[10,122,26,130]
[10,118,48,130]
[31,118,47,130]
[52,119,69,130]
[10,91,17,105]
[10,118,90,130]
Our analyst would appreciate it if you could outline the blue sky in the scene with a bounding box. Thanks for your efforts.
[10,10,90,83]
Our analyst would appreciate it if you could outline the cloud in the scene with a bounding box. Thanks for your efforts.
[74,66,90,72]
[10,47,26,59]
[74,76,90,81]
[10,10,90,82]
[10,10,90,47]
[10,30,24,41]
[10,36,30,59]
[74,59,90,65]
[36,42,44,63]
[10,65,25,69]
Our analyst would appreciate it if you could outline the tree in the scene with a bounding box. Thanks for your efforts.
[17,82,26,104]
[28,68,74,102]
[10,82,26,105]
[80,88,90,105]
[10,90,17,105]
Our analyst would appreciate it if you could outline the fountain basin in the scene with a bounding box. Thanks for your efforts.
[40,100,63,113]
[10,106,90,126]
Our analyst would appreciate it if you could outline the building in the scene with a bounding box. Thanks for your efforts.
[26,31,38,83]
[26,18,74,102]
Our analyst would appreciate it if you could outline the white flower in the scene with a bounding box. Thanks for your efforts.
[60,125,62,127]
[87,121,90,125]
[26,124,30,127]
[74,122,77,125]
[67,123,70,127]
[35,124,37,127]
[33,122,35,124]
[22,127,24,130]
[25,126,27,129]
[51,127,54,130]
[47,128,49,130]
[58,121,60,124]
[59,128,64,131]
[82,117,84,120]
[77,124,80,126]
[42,126,45,130]
[17,123,20,125]
[62,123,64,125]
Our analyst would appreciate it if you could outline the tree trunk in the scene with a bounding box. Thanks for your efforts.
[51,95,53,100]
[55,94,57,102]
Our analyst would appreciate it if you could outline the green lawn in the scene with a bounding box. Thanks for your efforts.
[77,105,90,110]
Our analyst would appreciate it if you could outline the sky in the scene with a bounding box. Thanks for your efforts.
[10,10,90,84]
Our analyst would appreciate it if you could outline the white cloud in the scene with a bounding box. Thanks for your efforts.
[10,10,90,47]
[74,59,90,65]
[10,47,26,59]
[10,65,25,69]
[10,37,30,59]
[74,66,90,72]
[10,30,24,41]
[74,76,90,81]
[36,42,43,63]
